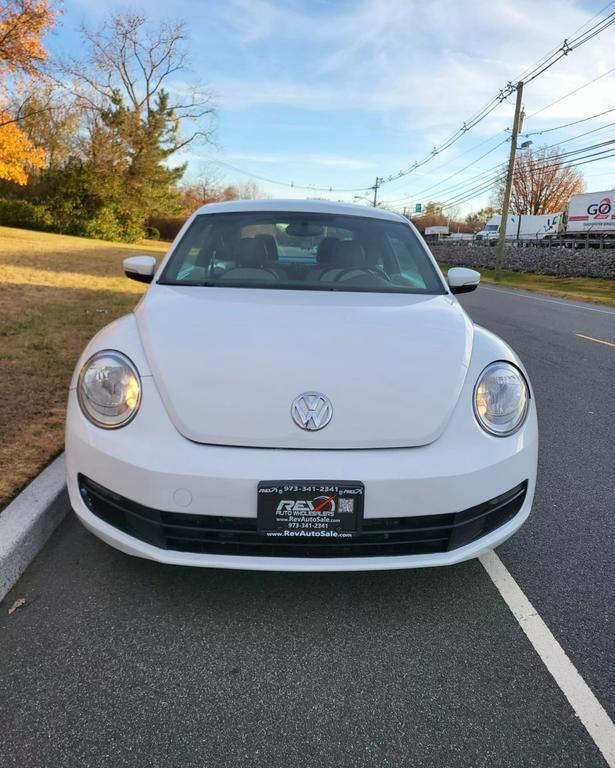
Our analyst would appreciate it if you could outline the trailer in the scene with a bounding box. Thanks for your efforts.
[566,190,615,232]
[558,190,615,246]
[423,225,450,242]
[474,214,561,244]
[424,225,449,236]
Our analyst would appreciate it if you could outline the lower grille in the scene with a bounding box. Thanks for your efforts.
[78,475,527,559]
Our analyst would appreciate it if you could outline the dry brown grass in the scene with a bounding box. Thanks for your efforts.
[0,226,168,509]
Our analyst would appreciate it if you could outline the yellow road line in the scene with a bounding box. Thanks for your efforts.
[576,333,615,348]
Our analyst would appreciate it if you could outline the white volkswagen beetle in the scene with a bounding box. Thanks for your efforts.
[66,199,538,572]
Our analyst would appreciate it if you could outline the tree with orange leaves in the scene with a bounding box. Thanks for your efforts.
[493,146,584,215]
[0,115,44,182]
[0,0,56,183]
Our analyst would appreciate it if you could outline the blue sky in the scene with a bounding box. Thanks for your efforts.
[49,0,615,214]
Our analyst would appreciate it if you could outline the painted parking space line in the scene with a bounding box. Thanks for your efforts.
[480,550,615,768]
[576,333,615,348]
[480,285,615,315]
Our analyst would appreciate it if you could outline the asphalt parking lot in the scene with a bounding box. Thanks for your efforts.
[1,285,614,768]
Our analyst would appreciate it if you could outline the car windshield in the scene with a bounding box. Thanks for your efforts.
[159,212,445,295]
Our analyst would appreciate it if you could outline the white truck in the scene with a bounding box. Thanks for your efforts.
[474,214,562,244]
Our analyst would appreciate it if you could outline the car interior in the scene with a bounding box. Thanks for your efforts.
[162,214,443,293]
[213,234,395,286]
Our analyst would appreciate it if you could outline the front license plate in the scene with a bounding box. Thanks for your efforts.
[257,481,364,539]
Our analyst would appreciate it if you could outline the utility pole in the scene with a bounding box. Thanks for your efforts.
[371,177,382,207]
[494,81,524,280]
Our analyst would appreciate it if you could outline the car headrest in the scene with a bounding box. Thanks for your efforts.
[316,236,341,265]
[236,238,268,267]
[333,240,366,268]
[254,234,279,262]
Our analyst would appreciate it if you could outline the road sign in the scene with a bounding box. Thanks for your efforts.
[415,203,422,213]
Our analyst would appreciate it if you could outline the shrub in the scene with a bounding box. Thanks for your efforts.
[145,215,186,241]
[79,206,127,242]
[0,198,54,231]
[72,206,143,243]
[143,225,160,241]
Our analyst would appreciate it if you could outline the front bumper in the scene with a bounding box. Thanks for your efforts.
[65,379,538,572]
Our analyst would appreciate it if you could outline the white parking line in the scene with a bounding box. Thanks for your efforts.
[480,285,615,315]
[480,550,615,767]
[576,333,615,348]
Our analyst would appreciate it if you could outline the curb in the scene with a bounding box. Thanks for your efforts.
[0,454,68,602]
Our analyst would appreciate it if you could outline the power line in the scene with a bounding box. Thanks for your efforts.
[400,135,615,213]
[521,13,615,84]
[437,174,506,209]
[378,95,510,186]
[512,0,615,82]
[403,145,615,212]
[553,120,615,146]
[524,106,615,136]
[421,131,507,171]
[206,5,615,198]
[382,138,509,205]
[378,7,615,187]
[387,136,615,211]
[526,65,615,120]
[431,144,615,210]
[200,157,370,194]
[407,175,504,215]
[378,130,510,201]
[542,137,615,160]
[388,136,615,210]
[383,162,504,208]
[568,0,615,36]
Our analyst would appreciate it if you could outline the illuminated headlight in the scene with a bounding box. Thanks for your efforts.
[77,351,141,429]
[474,362,529,436]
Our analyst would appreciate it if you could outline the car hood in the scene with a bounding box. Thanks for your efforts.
[135,286,473,449]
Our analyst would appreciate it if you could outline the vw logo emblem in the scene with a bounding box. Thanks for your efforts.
[291,392,333,431]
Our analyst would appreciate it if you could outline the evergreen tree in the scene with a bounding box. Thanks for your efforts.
[56,12,215,240]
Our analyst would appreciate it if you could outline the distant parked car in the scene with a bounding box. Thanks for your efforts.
[66,199,538,572]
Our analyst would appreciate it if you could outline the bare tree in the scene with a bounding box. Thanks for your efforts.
[493,146,584,214]
[60,12,215,153]
[179,178,265,213]
[225,180,265,201]
[465,207,494,232]
[4,83,80,165]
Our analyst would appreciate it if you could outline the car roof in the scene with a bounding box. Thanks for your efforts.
[193,198,406,223]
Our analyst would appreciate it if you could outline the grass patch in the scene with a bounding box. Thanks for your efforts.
[0,226,168,509]
[439,262,615,307]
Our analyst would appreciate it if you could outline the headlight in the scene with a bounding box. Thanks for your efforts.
[77,350,141,429]
[474,362,529,436]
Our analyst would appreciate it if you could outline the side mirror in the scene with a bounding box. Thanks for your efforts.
[447,267,480,294]
[123,255,157,284]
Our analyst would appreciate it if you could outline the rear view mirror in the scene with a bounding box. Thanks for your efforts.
[284,222,325,237]
[123,255,157,284]
[447,267,480,294]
